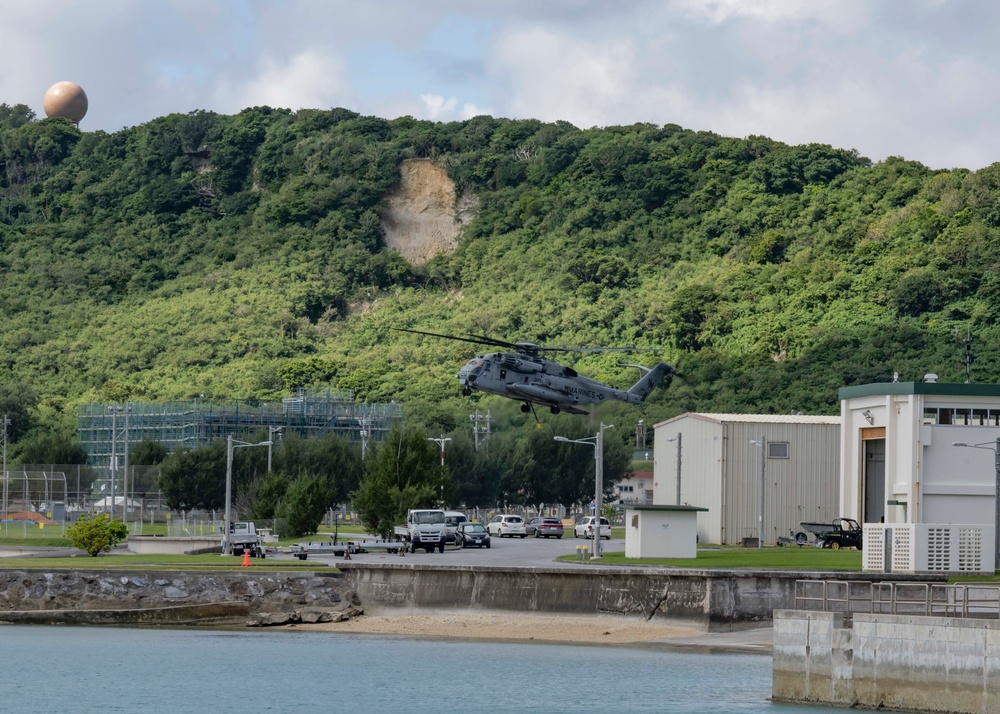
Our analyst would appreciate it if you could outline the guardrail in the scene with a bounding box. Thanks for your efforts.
[795,579,1000,619]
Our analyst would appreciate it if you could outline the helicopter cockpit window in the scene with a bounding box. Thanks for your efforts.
[469,359,487,377]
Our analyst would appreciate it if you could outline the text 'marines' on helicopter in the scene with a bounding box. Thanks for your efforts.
[396,328,676,418]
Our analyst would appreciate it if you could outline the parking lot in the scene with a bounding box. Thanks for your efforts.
[273,533,626,569]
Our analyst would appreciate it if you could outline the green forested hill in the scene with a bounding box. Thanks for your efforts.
[2,104,999,449]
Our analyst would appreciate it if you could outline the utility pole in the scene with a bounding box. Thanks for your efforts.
[358,416,373,460]
[470,409,491,449]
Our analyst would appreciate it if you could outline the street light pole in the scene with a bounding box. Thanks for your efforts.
[223,435,273,555]
[123,403,131,522]
[427,436,451,467]
[1,415,9,518]
[953,438,1000,571]
[267,426,283,472]
[750,437,766,548]
[666,432,682,505]
[108,404,121,520]
[555,423,614,558]
[426,435,451,506]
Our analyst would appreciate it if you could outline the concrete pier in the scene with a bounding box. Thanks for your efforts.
[773,609,1000,712]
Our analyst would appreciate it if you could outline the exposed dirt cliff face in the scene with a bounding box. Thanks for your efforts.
[381,158,475,265]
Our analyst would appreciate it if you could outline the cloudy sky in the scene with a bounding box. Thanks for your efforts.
[3,0,997,170]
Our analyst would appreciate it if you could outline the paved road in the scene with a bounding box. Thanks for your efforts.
[272,533,626,569]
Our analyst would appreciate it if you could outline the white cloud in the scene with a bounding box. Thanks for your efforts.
[419,94,490,121]
[213,50,350,114]
[487,27,638,128]
[670,0,864,28]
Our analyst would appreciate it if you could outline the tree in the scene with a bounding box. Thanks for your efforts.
[0,383,37,444]
[351,426,441,538]
[275,473,332,537]
[67,513,128,556]
[129,438,168,465]
[157,440,227,513]
[13,432,87,465]
[0,103,35,130]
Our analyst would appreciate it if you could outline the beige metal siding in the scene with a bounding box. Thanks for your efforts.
[723,422,840,545]
[654,416,724,543]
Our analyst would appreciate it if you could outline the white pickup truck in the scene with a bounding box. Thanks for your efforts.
[393,509,448,553]
[227,521,265,558]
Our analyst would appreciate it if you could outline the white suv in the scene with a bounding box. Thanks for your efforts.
[487,514,527,538]
[574,516,611,540]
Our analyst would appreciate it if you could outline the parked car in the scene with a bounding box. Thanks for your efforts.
[456,522,491,548]
[445,510,469,544]
[526,517,564,539]
[574,516,611,540]
[487,514,527,538]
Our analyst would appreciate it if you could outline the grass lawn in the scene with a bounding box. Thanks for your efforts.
[559,545,865,570]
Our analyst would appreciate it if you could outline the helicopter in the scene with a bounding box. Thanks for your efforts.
[396,328,676,417]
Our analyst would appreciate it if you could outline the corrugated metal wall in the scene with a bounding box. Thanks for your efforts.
[662,417,724,542]
[722,422,840,545]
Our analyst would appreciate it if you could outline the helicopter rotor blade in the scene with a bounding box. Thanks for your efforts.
[395,328,665,356]
[534,346,661,353]
[394,328,520,350]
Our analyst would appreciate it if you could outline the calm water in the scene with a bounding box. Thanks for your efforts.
[1,626,837,713]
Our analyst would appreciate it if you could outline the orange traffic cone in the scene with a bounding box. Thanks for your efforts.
[242,549,251,567]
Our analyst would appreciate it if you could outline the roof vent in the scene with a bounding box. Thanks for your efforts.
[924,373,938,383]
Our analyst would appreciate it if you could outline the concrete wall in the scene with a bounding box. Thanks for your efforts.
[774,609,1000,713]
[337,563,918,631]
[0,569,357,624]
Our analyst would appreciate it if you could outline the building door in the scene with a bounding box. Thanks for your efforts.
[863,437,886,524]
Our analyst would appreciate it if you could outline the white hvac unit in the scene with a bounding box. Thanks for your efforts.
[862,523,994,574]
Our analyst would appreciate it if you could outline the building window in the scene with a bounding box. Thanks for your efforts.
[767,442,789,459]
[923,408,1000,426]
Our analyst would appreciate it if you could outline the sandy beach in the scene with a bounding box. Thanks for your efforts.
[296,612,764,648]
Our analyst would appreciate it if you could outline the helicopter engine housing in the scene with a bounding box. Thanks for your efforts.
[501,355,544,374]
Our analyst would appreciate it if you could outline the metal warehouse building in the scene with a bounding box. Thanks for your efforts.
[653,413,841,546]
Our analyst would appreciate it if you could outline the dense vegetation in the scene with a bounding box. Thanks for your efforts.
[2,102,1000,467]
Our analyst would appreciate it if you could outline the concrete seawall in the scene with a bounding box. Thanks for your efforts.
[0,569,358,625]
[336,563,926,631]
[773,609,1000,712]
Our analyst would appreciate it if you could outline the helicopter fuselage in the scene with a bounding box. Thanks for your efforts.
[458,351,640,414]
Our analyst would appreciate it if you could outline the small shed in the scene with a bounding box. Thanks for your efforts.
[653,413,841,546]
[625,504,707,558]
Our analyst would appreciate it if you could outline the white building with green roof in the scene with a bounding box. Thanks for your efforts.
[840,377,1000,573]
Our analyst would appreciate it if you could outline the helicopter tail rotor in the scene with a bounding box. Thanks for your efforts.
[626,362,676,402]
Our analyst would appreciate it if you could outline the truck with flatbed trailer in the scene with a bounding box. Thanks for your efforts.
[393,509,448,553]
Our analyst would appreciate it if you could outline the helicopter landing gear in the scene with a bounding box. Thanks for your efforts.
[549,406,560,415]
[520,403,531,413]
[462,387,472,396]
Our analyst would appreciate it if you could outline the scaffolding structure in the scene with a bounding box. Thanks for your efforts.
[78,387,403,466]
